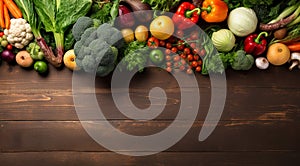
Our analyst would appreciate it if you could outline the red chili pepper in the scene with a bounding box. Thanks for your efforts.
[244,32,268,56]
[172,2,201,30]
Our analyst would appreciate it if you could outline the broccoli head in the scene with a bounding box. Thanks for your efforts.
[230,50,254,70]
[96,23,124,49]
[75,40,118,76]
[72,16,101,41]
[74,21,125,77]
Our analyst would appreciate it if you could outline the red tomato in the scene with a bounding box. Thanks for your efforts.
[195,66,201,72]
[176,40,185,50]
[0,31,4,37]
[159,40,166,47]
[147,37,159,48]
[166,66,172,73]
[179,65,185,71]
[191,61,198,68]
[190,31,199,40]
[180,53,186,59]
[6,44,13,50]
[165,55,171,61]
[183,47,191,55]
[176,30,184,38]
[165,48,171,55]
[166,61,172,67]
[193,55,199,61]
[187,54,194,61]
[171,47,177,53]
[166,42,172,49]
[173,55,180,62]
[186,68,193,74]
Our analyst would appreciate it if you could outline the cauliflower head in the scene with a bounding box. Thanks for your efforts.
[4,18,34,49]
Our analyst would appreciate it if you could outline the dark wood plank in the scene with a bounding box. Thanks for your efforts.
[1,152,300,166]
[0,86,299,121]
[0,120,299,152]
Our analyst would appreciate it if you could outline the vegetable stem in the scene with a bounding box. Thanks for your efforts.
[185,8,201,18]
[268,4,297,24]
[254,32,268,44]
[201,6,212,13]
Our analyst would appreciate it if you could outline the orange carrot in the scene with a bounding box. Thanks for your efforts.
[3,0,22,18]
[287,42,300,52]
[0,0,5,29]
[3,4,10,29]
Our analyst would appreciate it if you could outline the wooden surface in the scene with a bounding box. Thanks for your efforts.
[0,62,300,166]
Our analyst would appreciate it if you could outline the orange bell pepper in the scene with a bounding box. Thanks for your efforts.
[201,0,228,23]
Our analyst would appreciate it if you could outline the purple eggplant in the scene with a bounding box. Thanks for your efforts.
[117,5,135,28]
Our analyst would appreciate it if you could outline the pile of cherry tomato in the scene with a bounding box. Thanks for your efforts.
[146,29,205,74]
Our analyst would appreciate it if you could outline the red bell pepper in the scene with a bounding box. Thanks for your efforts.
[244,32,268,56]
[172,2,201,30]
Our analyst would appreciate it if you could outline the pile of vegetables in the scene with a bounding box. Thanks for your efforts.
[0,0,299,76]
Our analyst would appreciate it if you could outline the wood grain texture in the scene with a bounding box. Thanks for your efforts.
[0,62,300,165]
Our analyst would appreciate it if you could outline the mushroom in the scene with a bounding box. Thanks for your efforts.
[289,52,300,71]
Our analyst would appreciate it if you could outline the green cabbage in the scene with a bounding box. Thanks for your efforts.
[211,29,236,52]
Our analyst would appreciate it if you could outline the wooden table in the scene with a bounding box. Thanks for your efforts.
[0,62,299,165]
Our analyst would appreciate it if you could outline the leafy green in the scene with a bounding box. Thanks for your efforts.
[89,2,113,24]
[33,0,92,49]
[119,41,149,72]
[141,0,181,12]
[14,0,41,37]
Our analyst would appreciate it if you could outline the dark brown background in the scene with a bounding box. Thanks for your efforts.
[0,62,299,165]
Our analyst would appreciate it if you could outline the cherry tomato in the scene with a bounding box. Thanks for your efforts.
[173,62,179,68]
[165,55,171,61]
[147,37,159,48]
[190,42,196,49]
[187,54,194,61]
[180,53,186,59]
[180,59,186,65]
[176,40,185,51]
[193,55,199,61]
[167,36,177,43]
[159,40,166,47]
[166,61,172,67]
[190,31,199,40]
[179,65,185,71]
[165,48,171,55]
[166,66,172,73]
[171,47,177,53]
[0,31,4,37]
[176,30,184,38]
[166,42,172,49]
[195,66,201,72]
[198,60,203,66]
[183,47,191,55]
[173,55,180,62]
[6,44,13,50]
[186,68,193,74]
[191,61,198,68]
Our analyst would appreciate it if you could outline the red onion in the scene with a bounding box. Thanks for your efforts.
[1,50,15,63]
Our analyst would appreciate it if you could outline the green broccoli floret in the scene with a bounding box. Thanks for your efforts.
[74,27,97,56]
[96,23,124,49]
[72,16,94,41]
[230,50,254,70]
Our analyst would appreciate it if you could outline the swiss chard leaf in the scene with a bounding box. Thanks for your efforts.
[33,0,92,33]
[14,0,41,37]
